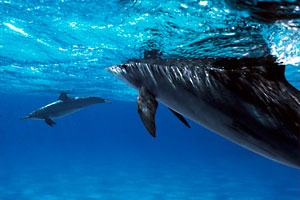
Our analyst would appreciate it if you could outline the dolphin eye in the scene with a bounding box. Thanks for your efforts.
[121,64,127,69]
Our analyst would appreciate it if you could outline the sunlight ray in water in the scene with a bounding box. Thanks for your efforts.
[1,0,299,99]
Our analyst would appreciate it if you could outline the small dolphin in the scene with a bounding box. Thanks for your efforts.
[106,56,300,168]
[21,92,111,126]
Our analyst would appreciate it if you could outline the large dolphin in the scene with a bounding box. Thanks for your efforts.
[21,92,111,126]
[225,0,300,23]
[106,56,300,168]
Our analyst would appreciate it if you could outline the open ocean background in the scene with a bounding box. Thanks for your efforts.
[0,0,299,199]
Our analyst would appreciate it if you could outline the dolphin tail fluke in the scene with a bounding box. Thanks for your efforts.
[45,118,56,127]
[137,87,158,137]
[168,108,191,128]
[20,116,30,120]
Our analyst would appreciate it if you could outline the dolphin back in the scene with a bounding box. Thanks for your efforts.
[75,97,111,104]
[209,57,299,139]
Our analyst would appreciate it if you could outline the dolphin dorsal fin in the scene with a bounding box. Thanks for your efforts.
[58,92,69,101]
[137,87,158,137]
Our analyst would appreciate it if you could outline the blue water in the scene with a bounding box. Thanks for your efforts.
[1,0,300,199]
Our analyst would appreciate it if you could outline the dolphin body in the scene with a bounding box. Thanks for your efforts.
[107,56,300,168]
[21,92,111,126]
[225,0,300,23]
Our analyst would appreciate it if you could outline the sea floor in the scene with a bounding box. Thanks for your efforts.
[1,157,299,200]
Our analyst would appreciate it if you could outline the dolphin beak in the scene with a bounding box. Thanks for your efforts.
[106,65,121,74]
[106,65,123,78]
[104,100,112,104]
[20,116,30,120]
[106,65,130,86]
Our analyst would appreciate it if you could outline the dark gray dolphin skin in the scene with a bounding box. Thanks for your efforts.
[225,0,300,23]
[20,92,111,126]
[106,56,300,168]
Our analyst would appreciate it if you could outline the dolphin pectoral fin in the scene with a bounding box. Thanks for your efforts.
[137,87,158,137]
[168,108,191,128]
[45,118,56,127]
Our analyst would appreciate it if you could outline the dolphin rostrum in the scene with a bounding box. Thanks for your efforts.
[21,92,111,126]
[107,56,300,168]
